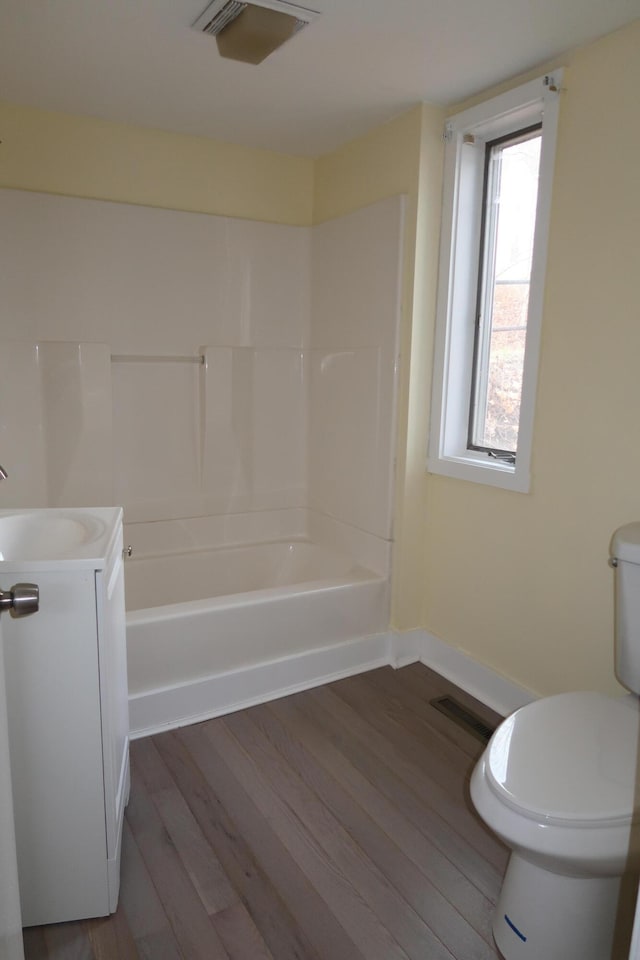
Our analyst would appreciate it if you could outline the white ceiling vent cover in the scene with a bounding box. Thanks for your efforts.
[195,0,248,36]
[192,0,319,63]
[192,0,319,39]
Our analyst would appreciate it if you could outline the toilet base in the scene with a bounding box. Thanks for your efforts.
[493,853,621,960]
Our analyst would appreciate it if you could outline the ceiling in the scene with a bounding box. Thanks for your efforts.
[0,0,638,157]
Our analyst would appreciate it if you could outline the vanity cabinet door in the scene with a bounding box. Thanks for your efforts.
[3,570,107,926]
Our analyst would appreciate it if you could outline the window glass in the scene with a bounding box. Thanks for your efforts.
[469,128,542,455]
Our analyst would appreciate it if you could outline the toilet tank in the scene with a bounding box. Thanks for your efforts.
[611,522,640,695]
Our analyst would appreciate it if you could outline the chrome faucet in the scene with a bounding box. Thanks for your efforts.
[0,465,7,480]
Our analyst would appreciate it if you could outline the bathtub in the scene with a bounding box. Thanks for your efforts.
[125,534,390,737]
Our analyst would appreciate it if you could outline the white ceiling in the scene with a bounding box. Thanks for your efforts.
[0,0,638,157]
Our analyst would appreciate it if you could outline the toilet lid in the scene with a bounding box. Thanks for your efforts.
[485,692,640,822]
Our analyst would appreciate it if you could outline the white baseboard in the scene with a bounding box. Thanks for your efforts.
[412,629,536,716]
[128,628,536,739]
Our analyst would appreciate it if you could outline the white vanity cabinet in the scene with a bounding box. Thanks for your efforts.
[0,508,129,927]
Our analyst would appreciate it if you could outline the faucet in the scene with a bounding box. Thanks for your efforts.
[0,465,7,480]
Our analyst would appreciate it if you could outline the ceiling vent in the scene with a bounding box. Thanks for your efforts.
[192,0,319,64]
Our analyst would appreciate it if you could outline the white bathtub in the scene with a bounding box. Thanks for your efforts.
[125,535,390,737]
[125,540,369,610]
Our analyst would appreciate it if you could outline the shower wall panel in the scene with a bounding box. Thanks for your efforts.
[309,196,404,544]
[0,189,402,550]
[0,341,112,508]
[0,189,309,521]
[0,190,310,352]
[199,346,306,517]
[111,347,306,524]
[112,359,202,521]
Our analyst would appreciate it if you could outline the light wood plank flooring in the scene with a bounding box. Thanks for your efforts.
[23,664,506,959]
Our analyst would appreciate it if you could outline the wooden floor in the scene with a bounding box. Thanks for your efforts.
[23,664,507,960]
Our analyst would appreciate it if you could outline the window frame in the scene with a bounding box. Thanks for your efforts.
[428,73,562,493]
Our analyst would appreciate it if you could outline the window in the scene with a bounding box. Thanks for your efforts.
[428,74,562,492]
[469,124,541,460]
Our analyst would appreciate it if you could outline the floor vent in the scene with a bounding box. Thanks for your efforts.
[430,696,495,744]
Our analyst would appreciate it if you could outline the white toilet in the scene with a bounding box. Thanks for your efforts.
[470,523,640,960]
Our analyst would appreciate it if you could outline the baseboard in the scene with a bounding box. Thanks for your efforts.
[128,628,536,739]
[410,629,536,717]
[129,632,393,739]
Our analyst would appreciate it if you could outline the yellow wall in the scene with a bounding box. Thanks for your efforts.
[313,106,424,224]
[390,106,445,630]
[421,20,640,697]
[0,100,314,225]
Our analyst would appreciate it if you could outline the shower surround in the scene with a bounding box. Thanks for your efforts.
[0,188,404,734]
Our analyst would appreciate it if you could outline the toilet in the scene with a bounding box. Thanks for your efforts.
[470,523,640,960]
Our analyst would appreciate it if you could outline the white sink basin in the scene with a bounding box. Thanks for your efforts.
[0,511,108,561]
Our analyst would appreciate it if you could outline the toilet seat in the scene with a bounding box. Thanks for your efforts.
[485,691,639,825]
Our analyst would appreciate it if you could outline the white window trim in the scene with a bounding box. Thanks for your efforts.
[428,72,563,493]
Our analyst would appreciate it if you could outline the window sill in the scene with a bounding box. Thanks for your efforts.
[426,453,530,493]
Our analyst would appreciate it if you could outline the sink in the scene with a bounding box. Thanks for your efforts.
[0,511,107,561]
